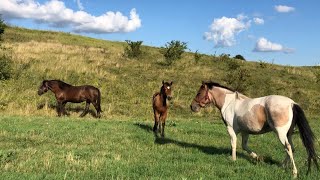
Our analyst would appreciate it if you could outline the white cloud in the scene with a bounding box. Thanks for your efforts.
[275,5,295,13]
[75,0,84,11]
[253,37,294,53]
[0,0,141,33]
[204,15,251,48]
[253,18,264,25]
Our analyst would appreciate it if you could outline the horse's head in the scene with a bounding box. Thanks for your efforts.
[161,80,173,100]
[190,81,211,112]
[38,80,49,95]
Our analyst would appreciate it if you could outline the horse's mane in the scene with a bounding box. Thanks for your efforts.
[50,80,73,89]
[205,81,235,92]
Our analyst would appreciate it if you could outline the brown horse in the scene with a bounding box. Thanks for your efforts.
[152,81,173,137]
[38,80,102,118]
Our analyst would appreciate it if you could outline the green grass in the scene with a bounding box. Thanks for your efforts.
[1,115,319,179]
[1,26,320,179]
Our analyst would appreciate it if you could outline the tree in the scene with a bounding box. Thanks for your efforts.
[161,40,187,65]
[234,54,246,61]
[124,40,143,58]
[0,15,6,41]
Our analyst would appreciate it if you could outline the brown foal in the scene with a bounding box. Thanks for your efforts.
[152,81,173,137]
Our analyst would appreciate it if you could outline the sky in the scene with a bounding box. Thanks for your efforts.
[0,0,320,66]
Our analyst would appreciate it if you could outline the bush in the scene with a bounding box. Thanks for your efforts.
[219,53,231,61]
[0,16,6,41]
[0,55,13,80]
[161,40,187,65]
[233,54,245,61]
[194,50,202,64]
[124,40,143,58]
[224,60,251,92]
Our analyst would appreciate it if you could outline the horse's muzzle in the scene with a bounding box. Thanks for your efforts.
[38,90,44,95]
[167,96,172,101]
[190,102,200,112]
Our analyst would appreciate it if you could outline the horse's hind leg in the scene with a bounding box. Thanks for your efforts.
[276,128,298,177]
[92,101,101,118]
[241,133,258,159]
[80,102,90,117]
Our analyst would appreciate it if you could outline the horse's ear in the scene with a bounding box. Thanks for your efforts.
[42,80,48,87]
[170,81,173,86]
[162,80,164,85]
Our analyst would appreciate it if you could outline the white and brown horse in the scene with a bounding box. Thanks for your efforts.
[190,81,318,177]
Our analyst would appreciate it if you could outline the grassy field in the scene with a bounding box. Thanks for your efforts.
[1,115,320,179]
[1,26,320,179]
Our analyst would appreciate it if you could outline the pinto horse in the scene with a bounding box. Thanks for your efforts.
[38,80,102,118]
[152,81,173,137]
[190,81,319,177]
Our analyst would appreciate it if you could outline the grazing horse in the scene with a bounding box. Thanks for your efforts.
[152,81,173,137]
[38,80,102,118]
[190,81,319,177]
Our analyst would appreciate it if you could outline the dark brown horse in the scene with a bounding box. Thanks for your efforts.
[152,81,173,137]
[38,80,102,118]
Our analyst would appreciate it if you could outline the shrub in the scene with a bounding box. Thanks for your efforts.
[219,53,231,61]
[124,40,143,58]
[0,16,5,40]
[0,55,13,80]
[194,50,202,64]
[224,60,251,92]
[161,40,187,65]
[233,54,245,61]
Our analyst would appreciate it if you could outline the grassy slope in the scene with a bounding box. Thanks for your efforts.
[1,116,319,179]
[1,26,320,119]
[1,26,320,179]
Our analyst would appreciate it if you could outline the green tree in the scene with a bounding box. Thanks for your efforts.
[0,16,12,81]
[234,54,245,61]
[161,40,187,65]
[124,40,143,58]
[0,15,6,41]
[194,50,202,64]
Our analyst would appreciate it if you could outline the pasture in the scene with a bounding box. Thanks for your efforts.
[1,26,320,179]
[1,115,320,179]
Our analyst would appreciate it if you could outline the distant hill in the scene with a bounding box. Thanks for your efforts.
[1,26,320,119]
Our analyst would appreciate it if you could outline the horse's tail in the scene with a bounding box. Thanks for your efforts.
[293,104,319,174]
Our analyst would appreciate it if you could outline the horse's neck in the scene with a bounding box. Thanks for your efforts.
[210,88,232,110]
[48,81,66,93]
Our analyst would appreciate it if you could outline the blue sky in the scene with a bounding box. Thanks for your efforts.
[0,0,319,66]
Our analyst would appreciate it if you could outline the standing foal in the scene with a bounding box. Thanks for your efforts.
[152,81,173,137]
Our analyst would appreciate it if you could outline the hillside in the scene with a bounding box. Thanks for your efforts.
[1,26,320,119]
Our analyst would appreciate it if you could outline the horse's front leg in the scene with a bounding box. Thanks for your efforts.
[227,126,237,161]
[160,112,167,138]
[241,133,258,159]
[56,101,63,116]
[153,111,160,135]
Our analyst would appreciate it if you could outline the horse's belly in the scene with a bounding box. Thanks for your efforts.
[236,117,270,134]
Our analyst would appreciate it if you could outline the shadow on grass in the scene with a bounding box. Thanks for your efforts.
[37,103,98,118]
[134,122,281,166]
